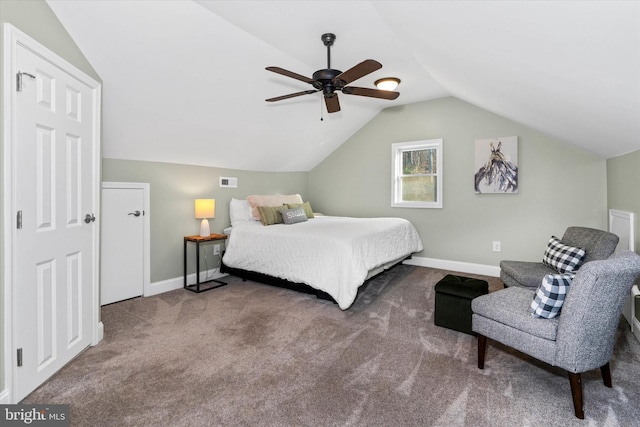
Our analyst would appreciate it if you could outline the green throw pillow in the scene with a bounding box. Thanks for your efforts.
[286,201,314,219]
[257,206,284,226]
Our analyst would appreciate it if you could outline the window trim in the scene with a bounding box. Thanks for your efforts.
[391,139,443,209]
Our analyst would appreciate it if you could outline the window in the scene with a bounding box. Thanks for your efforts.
[391,139,443,208]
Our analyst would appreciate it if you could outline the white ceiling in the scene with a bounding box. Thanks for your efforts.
[46,0,639,172]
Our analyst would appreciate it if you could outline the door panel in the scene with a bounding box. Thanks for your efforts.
[35,125,55,230]
[14,43,96,402]
[35,259,56,369]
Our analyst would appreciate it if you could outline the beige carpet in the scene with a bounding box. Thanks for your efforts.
[22,265,640,426]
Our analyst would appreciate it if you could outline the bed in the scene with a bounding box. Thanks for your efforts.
[221,196,423,309]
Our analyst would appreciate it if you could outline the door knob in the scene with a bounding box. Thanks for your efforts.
[84,213,96,223]
[128,210,141,217]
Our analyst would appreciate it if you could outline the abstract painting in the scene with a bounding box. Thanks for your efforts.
[474,136,518,193]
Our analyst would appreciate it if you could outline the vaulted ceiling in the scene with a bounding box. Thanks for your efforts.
[46,1,639,172]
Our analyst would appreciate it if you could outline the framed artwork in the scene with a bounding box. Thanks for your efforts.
[474,136,518,193]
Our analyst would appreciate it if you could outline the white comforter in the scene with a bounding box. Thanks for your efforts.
[222,216,423,309]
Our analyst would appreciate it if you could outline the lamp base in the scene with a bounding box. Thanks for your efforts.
[200,219,210,237]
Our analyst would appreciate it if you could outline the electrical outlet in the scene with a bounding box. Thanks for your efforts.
[213,244,220,255]
[492,241,501,252]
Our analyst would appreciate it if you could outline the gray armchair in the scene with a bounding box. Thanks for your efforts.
[501,226,619,288]
[472,250,640,419]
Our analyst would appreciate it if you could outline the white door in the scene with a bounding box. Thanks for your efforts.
[100,186,145,305]
[13,42,98,401]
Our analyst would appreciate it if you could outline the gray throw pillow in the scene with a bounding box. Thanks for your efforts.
[279,206,308,224]
[286,201,315,218]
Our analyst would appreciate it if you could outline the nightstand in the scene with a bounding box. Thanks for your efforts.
[183,233,228,293]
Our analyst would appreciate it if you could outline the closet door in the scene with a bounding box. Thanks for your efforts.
[100,185,146,305]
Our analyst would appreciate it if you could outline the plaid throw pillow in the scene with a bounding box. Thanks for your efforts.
[530,273,575,319]
[542,236,586,274]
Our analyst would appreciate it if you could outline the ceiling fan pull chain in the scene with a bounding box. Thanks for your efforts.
[320,96,324,121]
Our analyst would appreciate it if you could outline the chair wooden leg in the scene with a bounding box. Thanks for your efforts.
[477,334,487,369]
[568,372,585,419]
[601,363,612,388]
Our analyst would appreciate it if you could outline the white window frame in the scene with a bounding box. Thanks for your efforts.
[391,139,443,209]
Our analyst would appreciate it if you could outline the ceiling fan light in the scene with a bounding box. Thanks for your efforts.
[375,77,400,91]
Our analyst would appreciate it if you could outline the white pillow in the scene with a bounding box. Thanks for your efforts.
[229,198,253,227]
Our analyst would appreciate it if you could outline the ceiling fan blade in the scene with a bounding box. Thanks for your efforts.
[266,90,318,102]
[342,86,400,100]
[324,94,341,113]
[333,59,382,87]
[266,66,315,84]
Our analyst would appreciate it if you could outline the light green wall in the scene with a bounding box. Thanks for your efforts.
[607,150,640,253]
[309,97,608,266]
[102,159,308,282]
[0,0,100,399]
[0,0,628,400]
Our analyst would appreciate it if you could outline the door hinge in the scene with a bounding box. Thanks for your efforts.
[16,210,22,229]
[16,71,36,92]
[17,348,23,367]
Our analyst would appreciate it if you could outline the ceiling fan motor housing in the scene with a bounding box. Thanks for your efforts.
[312,69,343,94]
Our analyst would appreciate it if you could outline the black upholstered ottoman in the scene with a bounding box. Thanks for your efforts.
[434,274,489,335]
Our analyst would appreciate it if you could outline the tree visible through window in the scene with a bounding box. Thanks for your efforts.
[392,139,443,208]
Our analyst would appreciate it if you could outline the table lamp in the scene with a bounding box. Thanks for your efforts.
[195,199,215,237]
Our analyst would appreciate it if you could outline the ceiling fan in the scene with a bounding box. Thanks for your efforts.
[265,33,400,114]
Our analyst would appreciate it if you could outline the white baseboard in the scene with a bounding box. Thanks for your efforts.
[403,256,500,277]
[144,269,228,297]
[95,321,104,344]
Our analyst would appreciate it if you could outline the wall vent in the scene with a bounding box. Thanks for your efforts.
[219,177,238,188]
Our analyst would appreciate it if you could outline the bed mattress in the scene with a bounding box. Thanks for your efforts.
[222,216,423,309]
